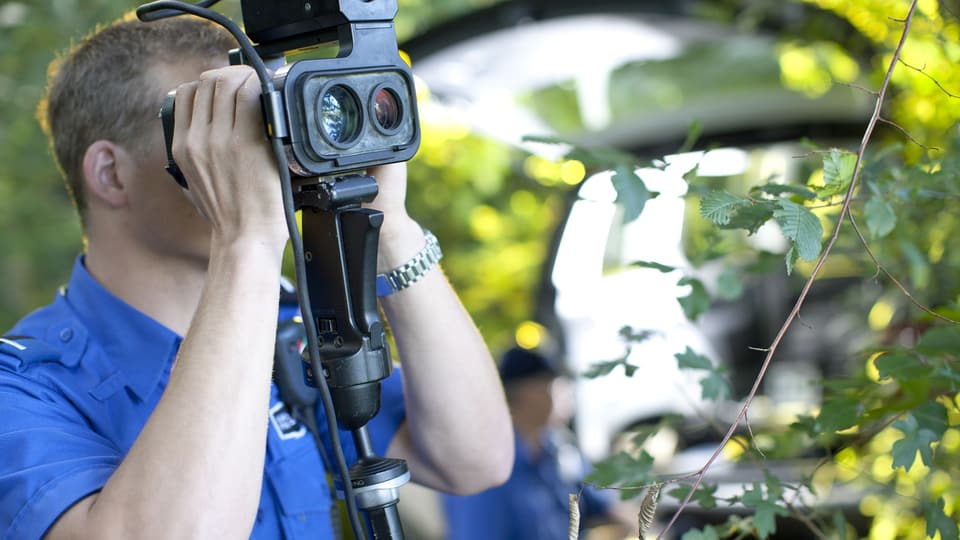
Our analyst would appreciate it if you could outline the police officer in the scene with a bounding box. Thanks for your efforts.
[443,347,626,540]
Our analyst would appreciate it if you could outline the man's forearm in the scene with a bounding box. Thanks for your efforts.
[355,158,513,492]
[56,242,282,539]
[378,225,513,493]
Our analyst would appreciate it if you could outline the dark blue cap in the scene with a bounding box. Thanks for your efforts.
[498,347,561,383]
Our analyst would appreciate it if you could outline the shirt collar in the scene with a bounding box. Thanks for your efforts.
[62,255,181,400]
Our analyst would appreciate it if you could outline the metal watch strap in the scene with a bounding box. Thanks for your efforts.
[376,230,442,297]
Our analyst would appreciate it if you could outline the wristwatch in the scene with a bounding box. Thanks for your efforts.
[376,230,443,297]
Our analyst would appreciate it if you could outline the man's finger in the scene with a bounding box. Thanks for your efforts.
[173,80,199,135]
[191,72,216,127]
[233,70,262,133]
[210,67,257,132]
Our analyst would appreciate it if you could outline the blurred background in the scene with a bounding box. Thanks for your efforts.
[2,0,958,538]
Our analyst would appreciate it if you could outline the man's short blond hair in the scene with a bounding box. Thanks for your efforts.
[37,13,236,222]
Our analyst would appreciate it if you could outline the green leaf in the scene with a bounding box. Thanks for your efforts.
[623,424,661,449]
[700,190,748,226]
[773,199,823,262]
[681,526,721,540]
[676,346,712,370]
[749,509,780,537]
[583,357,638,379]
[631,260,676,273]
[864,196,897,238]
[715,267,744,300]
[722,201,776,234]
[586,450,655,487]
[899,239,931,290]
[891,432,937,470]
[673,346,731,400]
[668,484,719,510]
[873,353,933,382]
[582,360,620,378]
[815,397,860,433]
[891,415,938,471]
[677,119,703,154]
[619,326,657,344]
[819,149,857,198]
[741,482,786,538]
[935,365,960,392]
[915,326,960,356]
[521,134,570,146]
[763,471,784,500]
[784,244,799,276]
[832,511,850,539]
[699,371,731,401]
[750,183,817,200]
[924,498,960,540]
[914,401,948,438]
[791,414,818,437]
[571,146,646,170]
[612,166,657,223]
[678,277,710,320]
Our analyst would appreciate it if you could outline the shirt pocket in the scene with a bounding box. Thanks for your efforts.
[266,442,338,539]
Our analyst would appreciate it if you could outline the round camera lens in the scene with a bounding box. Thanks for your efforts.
[318,85,362,146]
[372,87,402,132]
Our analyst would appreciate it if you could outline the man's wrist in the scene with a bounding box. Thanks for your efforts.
[376,228,442,297]
[210,234,286,271]
[377,216,426,272]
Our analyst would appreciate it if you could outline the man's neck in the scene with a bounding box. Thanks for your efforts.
[84,238,207,337]
[514,417,546,458]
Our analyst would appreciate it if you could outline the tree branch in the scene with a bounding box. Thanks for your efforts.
[897,58,960,98]
[847,213,959,324]
[656,1,921,536]
[839,81,880,97]
[783,499,830,540]
[877,116,942,151]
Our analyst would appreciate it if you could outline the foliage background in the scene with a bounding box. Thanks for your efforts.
[1,1,959,538]
[555,2,960,539]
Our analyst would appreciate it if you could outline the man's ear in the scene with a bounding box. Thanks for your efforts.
[82,140,128,208]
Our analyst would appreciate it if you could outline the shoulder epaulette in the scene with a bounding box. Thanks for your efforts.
[0,335,62,369]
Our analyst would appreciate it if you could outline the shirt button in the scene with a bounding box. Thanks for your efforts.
[59,328,74,342]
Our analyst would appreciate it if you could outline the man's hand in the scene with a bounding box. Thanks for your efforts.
[364,162,425,273]
[365,162,408,220]
[172,65,288,253]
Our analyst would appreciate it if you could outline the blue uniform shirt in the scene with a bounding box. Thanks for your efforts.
[443,428,613,540]
[0,256,405,540]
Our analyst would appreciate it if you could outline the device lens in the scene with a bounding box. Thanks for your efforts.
[318,85,362,146]
[372,87,402,131]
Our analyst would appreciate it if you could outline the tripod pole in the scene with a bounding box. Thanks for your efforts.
[368,503,406,540]
[351,427,408,540]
